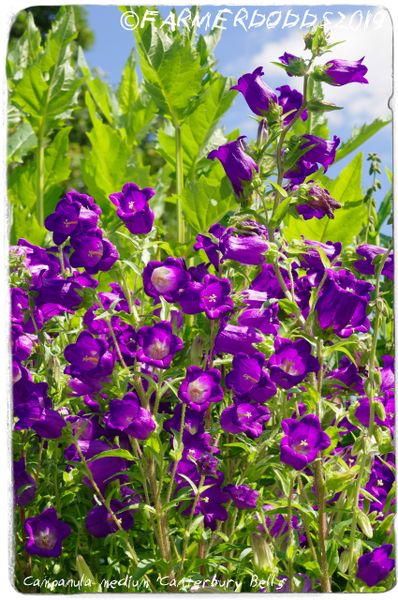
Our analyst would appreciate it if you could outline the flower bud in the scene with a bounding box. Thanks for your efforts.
[251,533,277,575]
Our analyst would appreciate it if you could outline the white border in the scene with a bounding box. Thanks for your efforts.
[0,1,396,598]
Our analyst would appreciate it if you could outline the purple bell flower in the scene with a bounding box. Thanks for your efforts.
[85,500,134,537]
[261,505,299,539]
[28,409,67,439]
[354,244,393,280]
[176,281,204,315]
[69,232,119,274]
[143,257,188,302]
[214,323,262,356]
[225,352,265,395]
[327,356,364,394]
[15,239,62,284]
[188,479,229,530]
[109,182,155,235]
[285,135,340,184]
[250,263,286,298]
[208,137,259,197]
[45,191,101,245]
[13,375,67,439]
[105,393,155,440]
[300,240,342,286]
[220,402,270,438]
[164,404,204,437]
[64,331,114,374]
[224,484,259,509]
[32,276,86,317]
[220,230,268,265]
[238,302,280,336]
[276,85,308,125]
[24,507,71,557]
[196,453,219,476]
[315,269,373,337]
[179,366,224,413]
[355,393,395,433]
[199,274,234,319]
[137,321,183,369]
[357,544,394,587]
[14,458,36,506]
[85,455,129,494]
[230,66,277,116]
[268,337,319,390]
[194,224,226,271]
[365,457,395,516]
[324,58,368,86]
[296,184,341,220]
[300,134,340,169]
[280,414,331,470]
[279,52,303,76]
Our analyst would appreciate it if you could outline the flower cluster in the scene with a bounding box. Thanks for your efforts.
[11,25,394,594]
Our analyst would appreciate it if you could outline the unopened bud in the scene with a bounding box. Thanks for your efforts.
[251,533,276,575]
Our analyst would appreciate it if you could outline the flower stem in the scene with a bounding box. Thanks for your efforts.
[314,460,331,592]
[287,474,296,592]
[175,123,186,245]
[36,123,45,227]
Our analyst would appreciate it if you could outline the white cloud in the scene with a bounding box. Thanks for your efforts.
[250,9,392,129]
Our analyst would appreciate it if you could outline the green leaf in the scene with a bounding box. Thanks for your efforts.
[158,75,235,176]
[270,195,291,229]
[188,515,205,534]
[7,121,37,163]
[134,21,204,122]
[117,49,139,114]
[182,165,236,233]
[13,64,48,119]
[44,127,71,191]
[117,49,157,143]
[8,160,37,212]
[285,153,364,246]
[78,47,118,124]
[7,12,41,81]
[376,188,392,232]
[335,118,391,162]
[89,448,135,461]
[12,8,80,127]
[82,92,151,207]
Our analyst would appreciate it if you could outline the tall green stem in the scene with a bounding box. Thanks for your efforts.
[36,125,45,226]
[287,474,296,591]
[314,460,331,592]
[175,123,185,244]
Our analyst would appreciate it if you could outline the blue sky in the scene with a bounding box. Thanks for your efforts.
[84,4,392,214]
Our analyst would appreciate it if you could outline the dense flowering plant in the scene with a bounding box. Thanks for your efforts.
[9,8,394,594]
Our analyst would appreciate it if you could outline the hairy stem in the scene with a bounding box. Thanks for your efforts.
[175,123,185,244]
[314,460,331,592]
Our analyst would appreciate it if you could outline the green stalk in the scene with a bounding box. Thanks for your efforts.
[271,72,310,225]
[166,402,186,504]
[36,125,45,227]
[314,460,331,592]
[287,474,296,592]
[175,123,185,244]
